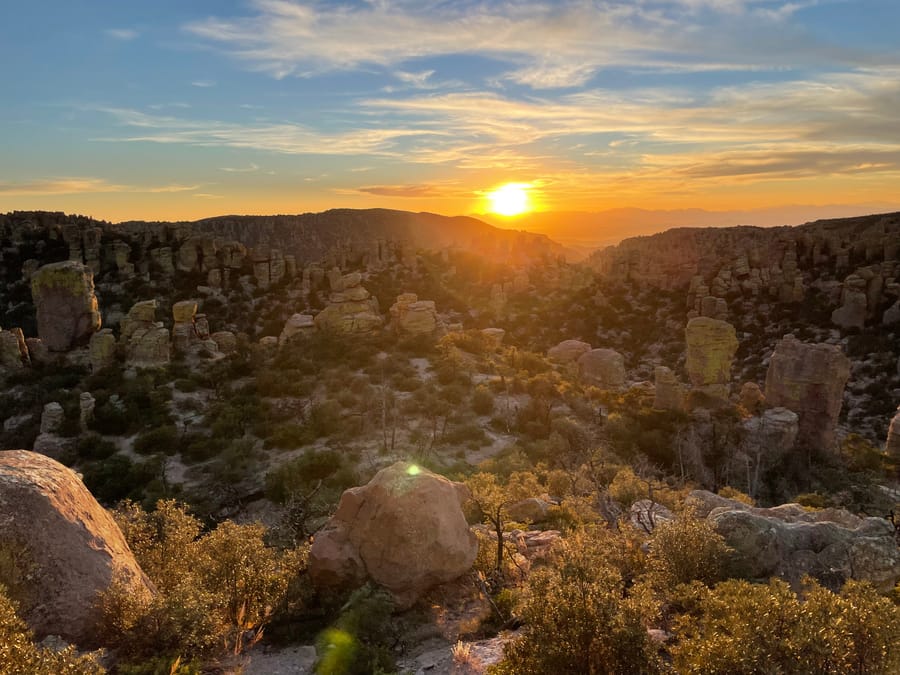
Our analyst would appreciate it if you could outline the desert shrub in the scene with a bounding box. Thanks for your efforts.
[0,585,104,674]
[472,385,495,415]
[100,501,307,664]
[489,528,661,675]
[441,422,487,447]
[265,448,354,504]
[646,512,728,593]
[81,454,161,505]
[717,486,755,505]
[672,578,900,674]
[76,433,118,461]
[265,423,315,450]
[133,425,179,456]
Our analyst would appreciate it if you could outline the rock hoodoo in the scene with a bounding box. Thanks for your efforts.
[279,313,315,345]
[314,272,383,334]
[684,316,738,398]
[653,366,685,411]
[30,261,101,351]
[764,335,851,452]
[0,450,153,643]
[389,293,438,335]
[886,406,900,465]
[309,462,477,607]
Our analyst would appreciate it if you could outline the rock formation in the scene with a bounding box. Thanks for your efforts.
[88,329,116,372]
[79,392,95,432]
[0,450,153,643]
[211,331,238,354]
[684,317,738,398]
[764,335,851,452]
[389,293,438,335]
[577,348,626,389]
[127,324,171,368]
[688,490,900,591]
[0,327,29,371]
[172,300,198,353]
[30,261,101,351]
[279,313,315,345]
[886,406,900,465]
[547,339,592,365]
[314,273,383,334]
[831,274,867,329]
[653,366,685,411]
[309,462,477,607]
[739,382,765,413]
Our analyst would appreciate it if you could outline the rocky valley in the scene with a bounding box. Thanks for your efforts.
[1,207,899,674]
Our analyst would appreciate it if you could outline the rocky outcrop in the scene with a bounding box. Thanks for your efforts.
[127,325,171,369]
[577,348,626,389]
[0,450,153,643]
[120,300,158,341]
[886,406,900,465]
[831,274,868,329]
[507,497,551,524]
[30,261,101,351]
[309,462,477,607]
[79,393,95,432]
[688,490,900,591]
[547,339,592,364]
[684,317,738,398]
[211,331,238,354]
[0,327,29,371]
[88,329,116,372]
[389,293,438,335]
[279,313,315,345]
[172,300,198,353]
[764,335,851,452]
[653,366,685,411]
[314,273,383,334]
[739,382,765,413]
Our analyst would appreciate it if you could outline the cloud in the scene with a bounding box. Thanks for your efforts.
[394,69,435,88]
[191,80,217,88]
[352,184,444,197]
[0,177,200,196]
[184,0,885,89]
[105,28,138,41]
[220,163,260,172]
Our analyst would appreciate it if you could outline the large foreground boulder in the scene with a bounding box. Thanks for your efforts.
[688,490,900,591]
[309,462,477,607]
[30,261,101,351]
[0,450,153,644]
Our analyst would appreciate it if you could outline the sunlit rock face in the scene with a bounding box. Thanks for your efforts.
[30,261,101,351]
[389,293,438,336]
[0,450,153,644]
[684,317,738,399]
[577,348,625,389]
[764,335,851,452]
[309,462,477,608]
[886,406,900,465]
[547,339,592,365]
[314,272,384,334]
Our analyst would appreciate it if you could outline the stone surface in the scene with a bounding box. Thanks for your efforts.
[120,300,158,340]
[577,348,626,389]
[764,335,851,452]
[739,382,765,413]
[127,323,171,368]
[309,462,477,607]
[211,331,238,354]
[172,300,198,323]
[0,450,153,643]
[653,366,684,411]
[88,329,117,372]
[684,317,738,393]
[0,328,29,370]
[547,339,592,364]
[506,498,551,524]
[24,338,49,365]
[389,294,438,335]
[629,499,674,533]
[79,392,95,432]
[279,313,315,345]
[691,489,900,591]
[39,402,64,434]
[30,261,101,351]
[886,406,900,464]
[315,274,383,334]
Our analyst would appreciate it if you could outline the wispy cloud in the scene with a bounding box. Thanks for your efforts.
[191,79,216,88]
[0,177,200,196]
[220,163,260,172]
[105,28,139,41]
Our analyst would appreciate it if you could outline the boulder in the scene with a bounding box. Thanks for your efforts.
[630,499,674,533]
[172,300,198,323]
[481,328,505,348]
[547,339,591,364]
[309,462,477,607]
[0,450,153,643]
[79,392,95,432]
[739,382,765,413]
[30,261,101,351]
[764,335,851,452]
[684,317,738,397]
[831,275,867,329]
[315,274,383,334]
[126,324,171,368]
[120,300,158,341]
[0,328,29,370]
[507,498,551,524]
[577,348,625,389]
[39,402,64,435]
[279,313,315,345]
[211,331,238,354]
[25,338,49,366]
[389,294,438,335]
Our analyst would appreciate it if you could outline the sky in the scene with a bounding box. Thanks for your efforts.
[1,0,899,223]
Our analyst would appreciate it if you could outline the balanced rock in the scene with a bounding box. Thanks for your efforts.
[172,300,198,323]
[314,273,383,334]
[120,300,158,341]
[30,261,101,351]
[279,313,315,345]
[684,316,738,397]
[691,490,900,591]
[0,450,153,643]
[389,293,438,335]
[547,339,591,364]
[764,335,851,452]
[309,462,477,607]
[577,348,625,389]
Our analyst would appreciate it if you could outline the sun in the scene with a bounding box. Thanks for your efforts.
[487,183,531,216]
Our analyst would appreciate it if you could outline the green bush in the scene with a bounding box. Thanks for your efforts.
[133,425,179,456]
[472,385,495,415]
[76,433,118,461]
